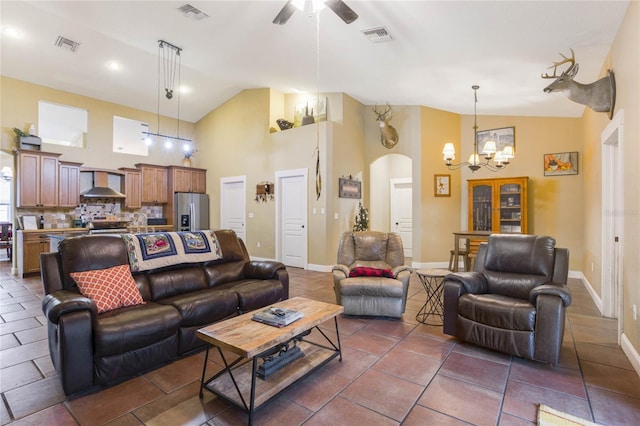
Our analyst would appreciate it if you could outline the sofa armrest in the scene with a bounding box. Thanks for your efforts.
[332,264,349,278]
[243,260,290,299]
[529,284,572,307]
[42,290,97,325]
[443,272,488,294]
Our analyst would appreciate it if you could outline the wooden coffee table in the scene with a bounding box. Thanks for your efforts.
[197,297,343,425]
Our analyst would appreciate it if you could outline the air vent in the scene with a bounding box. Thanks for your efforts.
[177,4,209,20]
[361,27,393,43]
[54,35,80,52]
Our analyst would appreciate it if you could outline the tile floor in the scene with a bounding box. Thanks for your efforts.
[1,258,639,425]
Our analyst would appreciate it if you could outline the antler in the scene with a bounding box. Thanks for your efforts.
[541,48,576,79]
[373,104,391,118]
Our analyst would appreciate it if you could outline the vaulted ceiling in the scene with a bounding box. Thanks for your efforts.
[0,1,630,122]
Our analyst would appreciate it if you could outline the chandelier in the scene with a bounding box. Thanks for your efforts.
[143,40,194,153]
[442,85,514,172]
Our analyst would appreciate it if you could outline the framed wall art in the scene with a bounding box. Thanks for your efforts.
[544,152,578,176]
[339,177,361,199]
[477,126,515,153]
[434,174,451,197]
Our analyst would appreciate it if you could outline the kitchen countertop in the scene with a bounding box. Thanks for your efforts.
[21,225,174,234]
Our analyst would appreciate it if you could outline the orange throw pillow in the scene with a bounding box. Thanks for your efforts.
[70,264,145,313]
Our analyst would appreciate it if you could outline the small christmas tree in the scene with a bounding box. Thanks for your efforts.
[353,202,369,232]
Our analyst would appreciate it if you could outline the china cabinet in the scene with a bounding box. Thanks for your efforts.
[467,176,528,234]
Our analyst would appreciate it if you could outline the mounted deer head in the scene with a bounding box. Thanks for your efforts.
[542,49,616,119]
[373,104,399,149]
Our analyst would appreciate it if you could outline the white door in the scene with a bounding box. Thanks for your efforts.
[276,169,308,268]
[220,176,246,242]
[390,178,413,257]
[601,110,624,340]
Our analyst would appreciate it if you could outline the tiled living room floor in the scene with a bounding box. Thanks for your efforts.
[1,258,639,425]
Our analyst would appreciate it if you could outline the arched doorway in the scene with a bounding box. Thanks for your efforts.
[370,154,413,260]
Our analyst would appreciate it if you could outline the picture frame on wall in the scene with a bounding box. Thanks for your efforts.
[477,126,515,154]
[339,177,361,199]
[544,152,579,176]
[434,174,451,197]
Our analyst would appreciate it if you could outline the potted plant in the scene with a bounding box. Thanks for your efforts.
[13,126,42,150]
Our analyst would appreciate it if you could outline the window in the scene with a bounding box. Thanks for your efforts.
[38,101,88,147]
[113,116,149,156]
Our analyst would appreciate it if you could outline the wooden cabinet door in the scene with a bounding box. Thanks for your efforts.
[17,152,40,207]
[121,169,142,208]
[172,168,190,193]
[468,177,528,234]
[23,235,49,274]
[191,170,206,193]
[17,150,60,207]
[140,166,167,203]
[58,162,81,207]
[40,155,59,206]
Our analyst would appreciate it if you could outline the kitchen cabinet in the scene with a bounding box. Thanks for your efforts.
[136,164,168,204]
[18,230,86,276]
[58,161,82,207]
[16,149,61,208]
[168,166,206,193]
[467,176,528,234]
[120,167,142,208]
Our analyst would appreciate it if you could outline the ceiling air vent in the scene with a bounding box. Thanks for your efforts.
[361,27,393,43]
[177,4,209,20]
[54,35,80,52]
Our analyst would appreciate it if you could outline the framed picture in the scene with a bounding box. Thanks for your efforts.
[544,152,578,176]
[339,177,361,199]
[22,215,38,230]
[477,126,515,154]
[434,174,451,197]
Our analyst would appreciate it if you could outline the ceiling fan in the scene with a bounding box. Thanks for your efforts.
[273,0,359,25]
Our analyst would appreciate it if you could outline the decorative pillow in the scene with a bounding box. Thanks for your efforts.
[349,266,393,278]
[70,264,145,314]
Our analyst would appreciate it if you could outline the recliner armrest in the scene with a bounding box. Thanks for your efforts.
[443,272,488,294]
[391,265,412,278]
[42,290,97,325]
[529,284,572,307]
[332,264,349,278]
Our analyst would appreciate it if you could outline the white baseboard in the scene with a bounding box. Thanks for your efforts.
[621,333,640,378]
[572,271,603,315]
[307,263,332,272]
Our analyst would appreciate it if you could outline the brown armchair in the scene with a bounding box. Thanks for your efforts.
[332,231,411,318]
[443,234,571,365]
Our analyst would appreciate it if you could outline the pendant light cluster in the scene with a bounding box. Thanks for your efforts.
[442,85,514,172]
[143,40,194,155]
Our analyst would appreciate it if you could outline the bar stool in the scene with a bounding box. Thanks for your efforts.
[448,249,469,271]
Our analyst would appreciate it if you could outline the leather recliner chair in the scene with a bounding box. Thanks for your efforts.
[443,234,571,365]
[332,231,411,317]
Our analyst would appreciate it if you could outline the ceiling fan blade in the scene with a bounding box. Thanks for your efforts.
[273,1,296,25]
[324,0,359,24]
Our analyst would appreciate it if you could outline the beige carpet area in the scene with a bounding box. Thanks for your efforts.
[538,404,598,426]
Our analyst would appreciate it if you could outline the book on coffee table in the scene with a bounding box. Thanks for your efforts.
[252,307,304,328]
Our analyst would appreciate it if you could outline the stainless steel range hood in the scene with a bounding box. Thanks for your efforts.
[81,171,126,199]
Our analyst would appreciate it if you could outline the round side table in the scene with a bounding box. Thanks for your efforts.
[415,268,452,325]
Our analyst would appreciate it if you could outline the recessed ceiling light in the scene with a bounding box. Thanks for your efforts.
[107,61,121,71]
[178,85,191,94]
[2,27,22,39]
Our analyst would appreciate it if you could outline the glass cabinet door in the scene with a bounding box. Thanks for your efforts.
[499,182,522,233]
[471,184,493,231]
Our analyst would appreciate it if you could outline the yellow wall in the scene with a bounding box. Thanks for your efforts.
[0,77,195,170]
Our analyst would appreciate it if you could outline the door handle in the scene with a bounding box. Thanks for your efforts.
[301,225,305,228]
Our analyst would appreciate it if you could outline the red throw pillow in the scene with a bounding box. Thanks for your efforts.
[70,264,145,314]
[349,266,393,278]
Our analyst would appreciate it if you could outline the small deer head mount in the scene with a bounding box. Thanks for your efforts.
[373,104,399,149]
[541,48,616,119]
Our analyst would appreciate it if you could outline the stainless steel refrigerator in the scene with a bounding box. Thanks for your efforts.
[174,193,209,231]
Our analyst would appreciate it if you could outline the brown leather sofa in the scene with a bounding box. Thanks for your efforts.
[443,234,571,365]
[40,229,288,397]
[332,231,411,317]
